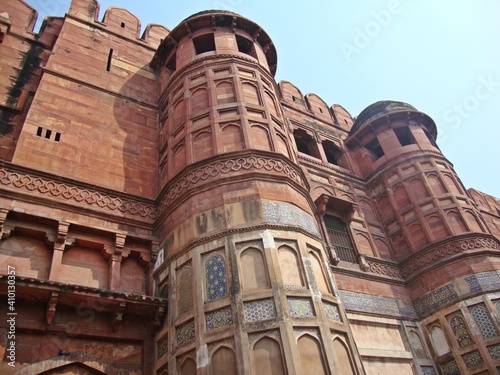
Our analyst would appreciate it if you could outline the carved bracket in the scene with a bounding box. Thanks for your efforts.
[358,254,369,272]
[1,224,13,240]
[112,302,126,332]
[46,292,59,325]
[0,208,10,239]
[328,245,340,266]
[231,16,237,33]
[315,195,329,216]
[154,306,166,332]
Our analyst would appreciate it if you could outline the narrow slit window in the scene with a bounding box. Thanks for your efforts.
[107,48,113,71]
[36,127,43,137]
[120,22,125,28]
[54,132,61,142]
[45,129,52,139]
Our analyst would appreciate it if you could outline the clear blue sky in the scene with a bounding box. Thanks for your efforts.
[25,0,500,198]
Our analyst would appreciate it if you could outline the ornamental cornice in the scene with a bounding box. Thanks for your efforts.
[156,151,308,217]
[362,234,500,281]
[0,163,157,221]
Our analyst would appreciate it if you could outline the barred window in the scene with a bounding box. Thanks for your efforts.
[324,215,357,263]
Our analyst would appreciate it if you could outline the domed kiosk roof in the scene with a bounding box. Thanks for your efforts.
[152,9,277,76]
[350,100,437,139]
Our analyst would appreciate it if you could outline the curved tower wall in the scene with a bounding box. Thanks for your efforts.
[346,103,499,373]
[152,11,364,375]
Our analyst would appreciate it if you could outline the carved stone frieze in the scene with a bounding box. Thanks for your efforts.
[363,235,500,280]
[400,235,500,278]
[0,166,157,220]
[157,153,306,214]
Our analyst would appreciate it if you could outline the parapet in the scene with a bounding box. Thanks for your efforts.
[68,0,169,46]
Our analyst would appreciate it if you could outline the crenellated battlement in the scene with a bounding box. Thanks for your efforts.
[68,0,168,46]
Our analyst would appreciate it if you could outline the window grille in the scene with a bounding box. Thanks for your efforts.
[324,215,357,263]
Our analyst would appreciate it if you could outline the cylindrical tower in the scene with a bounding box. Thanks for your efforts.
[151,10,364,375]
[346,101,499,374]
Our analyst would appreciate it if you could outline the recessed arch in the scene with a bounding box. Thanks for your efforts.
[297,334,327,375]
[408,329,428,359]
[193,129,213,161]
[427,174,446,195]
[180,357,197,375]
[191,87,209,114]
[211,345,237,375]
[242,81,260,105]
[427,214,448,240]
[216,81,235,104]
[173,99,186,128]
[408,222,426,249]
[429,324,450,356]
[252,336,286,375]
[443,174,461,195]
[332,338,355,375]
[220,123,244,152]
[393,184,410,210]
[309,251,330,293]
[240,247,269,290]
[446,210,467,234]
[409,178,429,201]
[278,245,304,287]
[250,124,271,151]
[275,132,290,158]
[464,210,482,232]
[16,355,119,375]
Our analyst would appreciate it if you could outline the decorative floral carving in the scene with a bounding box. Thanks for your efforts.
[366,260,403,278]
[364,235,500,280]
[400,235,500,278]
[158,154,306,213]
[0,167,156,219]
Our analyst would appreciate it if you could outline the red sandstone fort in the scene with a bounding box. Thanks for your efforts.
[1,1,500,374]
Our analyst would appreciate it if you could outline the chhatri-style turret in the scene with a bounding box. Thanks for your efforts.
[151,10,363,375]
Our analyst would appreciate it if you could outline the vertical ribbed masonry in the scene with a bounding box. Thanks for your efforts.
[345,101,497,374]
[151,10,364,375]
[346,101,486,261]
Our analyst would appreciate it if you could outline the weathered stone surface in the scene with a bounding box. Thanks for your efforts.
[0,1,499,374]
